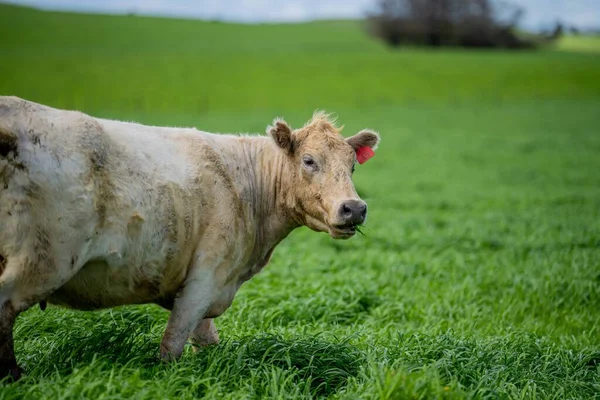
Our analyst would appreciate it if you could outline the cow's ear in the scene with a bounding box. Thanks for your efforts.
[346,129,380,164]
[267,119,294,153]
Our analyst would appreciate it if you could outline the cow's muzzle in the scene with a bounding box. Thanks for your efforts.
[339,199,367,225]
[330,199,367,238]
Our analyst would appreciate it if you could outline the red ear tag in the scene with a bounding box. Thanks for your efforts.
[356,146,375,164]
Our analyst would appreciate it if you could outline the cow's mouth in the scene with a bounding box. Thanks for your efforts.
[330,223,357,239]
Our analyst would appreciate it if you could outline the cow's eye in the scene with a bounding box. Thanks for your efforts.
[302,155,317,170]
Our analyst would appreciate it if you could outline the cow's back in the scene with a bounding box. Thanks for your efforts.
[0,97,216,309]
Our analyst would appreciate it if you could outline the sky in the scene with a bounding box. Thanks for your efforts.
[5,0,600,31]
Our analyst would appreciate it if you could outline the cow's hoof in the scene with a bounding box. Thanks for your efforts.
[159,349,174,363]
[0,361,22,383]
[191,319,220,352]
[191,333,219,352]
[159,344,181,363]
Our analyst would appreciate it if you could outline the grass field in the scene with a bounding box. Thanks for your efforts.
[555,35,600,54]
[1,3,600,399]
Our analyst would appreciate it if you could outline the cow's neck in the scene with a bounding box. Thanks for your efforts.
[214,135,299,261]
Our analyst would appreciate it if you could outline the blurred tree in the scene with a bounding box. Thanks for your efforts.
[367,0,535,48]
[550,21,564,39]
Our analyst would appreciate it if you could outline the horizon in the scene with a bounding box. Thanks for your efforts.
[3,0,600,32]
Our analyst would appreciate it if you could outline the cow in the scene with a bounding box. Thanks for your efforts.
[0,96,380,381]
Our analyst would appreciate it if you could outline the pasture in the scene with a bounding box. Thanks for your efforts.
[1,4,600,399]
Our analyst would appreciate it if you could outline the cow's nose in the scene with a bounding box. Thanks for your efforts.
[339,200,367,225]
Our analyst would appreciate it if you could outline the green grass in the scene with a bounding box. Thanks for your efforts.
[555,35,600,54]
[1,4,600,399]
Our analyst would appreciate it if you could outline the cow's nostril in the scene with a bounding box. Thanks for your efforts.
[341,203,352,216]
[339,200,367,225]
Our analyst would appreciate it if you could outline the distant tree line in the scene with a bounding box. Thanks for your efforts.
[367,0,539,49]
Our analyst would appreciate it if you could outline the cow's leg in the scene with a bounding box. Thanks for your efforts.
[0,248,82,381]
[160,275,219,361]
[190,318,219,351]
[0,255,22,381]
[0,301,20,381]
[154,300,218,350]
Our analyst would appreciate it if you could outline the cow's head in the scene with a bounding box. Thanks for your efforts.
[268,112,380,239]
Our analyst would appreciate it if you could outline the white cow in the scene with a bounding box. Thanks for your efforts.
[0,97,380,380]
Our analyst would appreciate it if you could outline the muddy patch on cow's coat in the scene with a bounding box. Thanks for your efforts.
[157,184,181,263]
[200,145,246,225]
[32,226,55,275]
[0,254,6,276]
[201,145,235,192]
[158,173,208,265]
[0,128,27,191]
[0,104,11,119]
[79,120,118,228]
[0,128,18,159]
[29,129,42,146]
[127,212,145,237]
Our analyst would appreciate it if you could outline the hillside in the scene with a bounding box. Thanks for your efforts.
[1,3,599,123]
